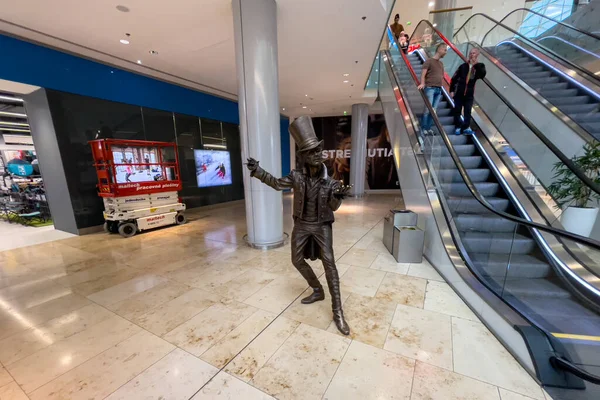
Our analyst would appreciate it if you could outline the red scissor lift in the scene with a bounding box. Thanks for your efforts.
[89,139,186,237]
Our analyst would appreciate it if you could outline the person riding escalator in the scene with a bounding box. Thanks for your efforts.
[450,48,486,135]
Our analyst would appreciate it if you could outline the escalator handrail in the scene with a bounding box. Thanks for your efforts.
[550,356,600,385]
[385,30,600,254]
[499,7,600,43]
[537,35,600,60]
[410,19,600,199]
[454,13,598,83]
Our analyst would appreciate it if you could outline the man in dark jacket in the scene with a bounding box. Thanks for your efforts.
[450,48,487,135]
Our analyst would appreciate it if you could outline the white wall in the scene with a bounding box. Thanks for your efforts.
[391,0,526,36]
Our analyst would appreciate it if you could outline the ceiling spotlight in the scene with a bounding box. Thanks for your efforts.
[343,73,349,77]
[428,1,435,7]
[282,107,286,111]
[302,106,307,109]
[120,39,129,45]
[137,60,142,64]
[149,50,158,55]
[433,23,437,27]
[305,94,308,97]
[343,80,349,83]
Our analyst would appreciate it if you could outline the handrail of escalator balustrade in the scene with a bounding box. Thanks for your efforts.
[409,20,600,198]
[384,39,600,254]
[499,7,600,43]
[453,13,599,83]
[537,36,600,61]
[550,356,600,385]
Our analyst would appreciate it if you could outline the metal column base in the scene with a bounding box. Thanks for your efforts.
[243,232,289,250]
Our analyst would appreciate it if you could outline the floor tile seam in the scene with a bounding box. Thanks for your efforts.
[415,355,542,399]
[101,346,179,400]
[196,306,268,360]
[500,387,541,400]
[320,337,354,399]
[0,360,26,396]
[0,303,121,367]
[21,322,143,395]
[0,300,94,353]
[186,319,303,400]
[82,274,171,308]
[107,283,197,321]
[450,312,456,372]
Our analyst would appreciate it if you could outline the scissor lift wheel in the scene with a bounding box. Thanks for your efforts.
[118,221,138,238]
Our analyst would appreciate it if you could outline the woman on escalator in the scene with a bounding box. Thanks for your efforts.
[450,48,486,135]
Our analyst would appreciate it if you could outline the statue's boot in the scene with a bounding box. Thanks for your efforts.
[301,286,325,304]
[295,261,325,304]
[325,268,350,335]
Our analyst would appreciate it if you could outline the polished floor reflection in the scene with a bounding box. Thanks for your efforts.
[0,195,553,399]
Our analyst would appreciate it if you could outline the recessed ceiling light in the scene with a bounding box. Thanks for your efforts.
[343,80,349,83]
[137,60,142,64]
[343,73,349,77]
[282,107,286,111]
[116,5,130,12]
[433,23,437,27]
[305,94,308,97]
[120,39,130,45]
[428,1,434,7]
[302,106,307,109]
[149,50,158,55]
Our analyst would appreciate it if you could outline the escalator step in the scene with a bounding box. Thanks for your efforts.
[502,279,571,298]
[570,112,600,123]
[518,71,553,80]
[448,144,476,156]
[470,252,550,278]
[530,82,569,92]
[558,104,600,114]
[546,95,592,106]
[460,231,535,254]
[525,76,561,86]
[442,182,499,197]
[439,156,482,169]
[511,66,545,74]
[539,88,579,98]
[502,61,537,69]
[435,134,468,145]
[454,214,516,232]
[439,168,491,183]
[447,197,510,213]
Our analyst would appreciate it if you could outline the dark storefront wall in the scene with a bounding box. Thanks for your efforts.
[46,90,244,230]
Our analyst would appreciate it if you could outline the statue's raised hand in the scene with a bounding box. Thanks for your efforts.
[334,184,352,199]
[246,158,259,172]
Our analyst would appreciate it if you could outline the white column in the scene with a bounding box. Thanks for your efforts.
[233,0,284,249]
[349,103,369,197]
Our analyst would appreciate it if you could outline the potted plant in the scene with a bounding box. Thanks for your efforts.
[547,142,600,237]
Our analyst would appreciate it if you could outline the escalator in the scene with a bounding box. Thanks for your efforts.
[376,25,600,400]
[453,9,600,142]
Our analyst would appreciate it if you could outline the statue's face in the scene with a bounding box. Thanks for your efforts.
[303,146,323,168]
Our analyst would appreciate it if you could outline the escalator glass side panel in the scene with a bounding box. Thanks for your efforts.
[412,21,600,253]
[454,14,600,141]
[382,31,600,387]
[501,8,600,76]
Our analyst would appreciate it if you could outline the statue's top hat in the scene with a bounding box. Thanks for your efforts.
[289,116,323,153]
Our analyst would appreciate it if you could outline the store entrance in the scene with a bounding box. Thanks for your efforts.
[0,88,71,250]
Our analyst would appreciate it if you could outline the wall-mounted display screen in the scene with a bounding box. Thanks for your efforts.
[194,150,232,188]
[112,145,162,184]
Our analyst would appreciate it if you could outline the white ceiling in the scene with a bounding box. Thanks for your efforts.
[0,0,389,117]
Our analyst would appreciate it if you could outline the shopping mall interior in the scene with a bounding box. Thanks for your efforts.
[0,0,599,399]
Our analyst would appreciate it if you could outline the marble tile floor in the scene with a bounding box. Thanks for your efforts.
[0,194,554,399]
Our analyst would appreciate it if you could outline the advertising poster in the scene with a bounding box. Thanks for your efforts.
[194,150,232,188]
[309,115,399,190]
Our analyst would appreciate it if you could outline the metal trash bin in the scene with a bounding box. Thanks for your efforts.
[383,210,418,253]
[392,226,424,263]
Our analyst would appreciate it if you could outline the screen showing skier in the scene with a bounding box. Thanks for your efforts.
[194,150,232,188]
